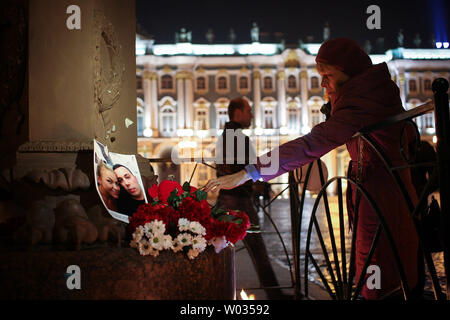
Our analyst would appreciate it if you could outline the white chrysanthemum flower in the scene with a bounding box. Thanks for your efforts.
[172,240,183,253]
[162,234,173,250]
[187,248,200,260]
[144,230,152,239]
[143,223,152,233]
[149,220,166,234]
[209,236,228,253]
[176,233,192,247]
[138,239,152,256]
[178,218,191,232]
[149,233,164,250]
[192,235,207,252]
[189,221,206,235]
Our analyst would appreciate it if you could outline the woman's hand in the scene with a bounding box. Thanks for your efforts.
[203,169,251,193]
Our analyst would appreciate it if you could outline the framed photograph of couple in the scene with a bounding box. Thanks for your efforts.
[93,139,148,223]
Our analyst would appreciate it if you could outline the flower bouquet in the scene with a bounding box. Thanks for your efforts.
[128,180,250,259]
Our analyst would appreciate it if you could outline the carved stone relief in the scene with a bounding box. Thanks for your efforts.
[13,200,55,245]
[25,167,90,192]
[18,141,93,152]
[53,199,98,249]
[93,10,125,148]
[87,205,126,246]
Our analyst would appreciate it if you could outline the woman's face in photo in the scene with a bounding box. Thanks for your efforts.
[98,167,120,199]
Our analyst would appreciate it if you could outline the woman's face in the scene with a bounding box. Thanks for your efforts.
[317,62,350,100]
[98,167,120,199]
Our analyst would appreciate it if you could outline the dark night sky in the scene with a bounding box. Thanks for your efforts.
[136,0,449,51]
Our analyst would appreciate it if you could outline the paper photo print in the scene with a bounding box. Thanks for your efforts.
[93,139,148,223]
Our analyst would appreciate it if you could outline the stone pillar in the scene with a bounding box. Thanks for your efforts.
[277,70,287,128]
[7,0,163,219]
[176,73,185,129]
[253,70,262,128]
[14,0,137,179]
[184,72,194,129]
[150,73,159,137]
[142,70,153,134]
[300,67,310,134]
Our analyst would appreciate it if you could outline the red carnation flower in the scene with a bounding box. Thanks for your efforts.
[148,184,159,199]
[155,180,184,204]
[203,210,250,244]
[199,200,211,218]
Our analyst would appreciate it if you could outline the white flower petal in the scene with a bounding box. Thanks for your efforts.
[192,235,207,252]
[176,233,192,247]
[178,218,191,232]
[189,221,206,235]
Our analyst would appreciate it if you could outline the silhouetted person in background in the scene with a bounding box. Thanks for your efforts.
[215,97,286,299]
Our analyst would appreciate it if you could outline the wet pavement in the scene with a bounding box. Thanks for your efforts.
[235,194,447,300]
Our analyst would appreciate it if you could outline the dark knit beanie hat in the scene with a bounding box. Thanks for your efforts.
[315,38,373,77]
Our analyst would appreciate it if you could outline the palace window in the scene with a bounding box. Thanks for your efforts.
[161,75,173,90]
[308,96,325,128]
[424,79,432,92]
[239,76,248,90]
[160,106,176,137]
[311,76,319,89]
[264,108,274,129]
[288,75,297,89]
[288,107,299,131]
[196,76,206,90]
[423,112,434,129]
[218,76,227,90]
[263,76,273,90]
[408,79,417,92]
[195,109,208,130]
[217,109,228,129]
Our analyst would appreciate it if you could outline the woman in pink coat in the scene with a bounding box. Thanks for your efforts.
[205,38,419,299]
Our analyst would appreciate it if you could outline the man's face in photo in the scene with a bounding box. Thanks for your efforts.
[114,166,144,200]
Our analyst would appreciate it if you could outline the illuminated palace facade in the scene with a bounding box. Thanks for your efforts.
[136,34,450,195]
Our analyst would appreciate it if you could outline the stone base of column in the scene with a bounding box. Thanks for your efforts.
[0,244,235,300]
